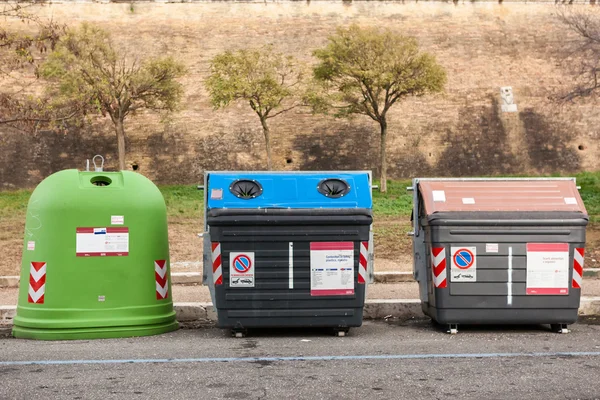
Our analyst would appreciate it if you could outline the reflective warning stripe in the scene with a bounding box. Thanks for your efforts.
[212,242,223,285]
[431,247,447,289]
[358,241,368,284]
[28,262,46,304]
[573,248,584,289]
[155,260,169,300]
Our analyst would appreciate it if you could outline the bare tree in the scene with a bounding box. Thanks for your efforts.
[557,6,600,100]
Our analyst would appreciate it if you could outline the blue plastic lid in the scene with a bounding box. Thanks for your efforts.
[206,172,372,209]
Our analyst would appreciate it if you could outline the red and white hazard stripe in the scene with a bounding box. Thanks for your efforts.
[573,248,585,289]
[358,241,368,284]
[28,262,46,304]
[212,242,223,285]
[155,260,169,300]
[431,247,447,289]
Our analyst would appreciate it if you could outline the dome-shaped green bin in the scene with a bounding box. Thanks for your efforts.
[12,170,178,340]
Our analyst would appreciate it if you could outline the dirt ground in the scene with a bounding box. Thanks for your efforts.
[2,218,599,276]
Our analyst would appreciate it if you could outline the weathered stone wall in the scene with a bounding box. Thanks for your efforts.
[1,1,598,188]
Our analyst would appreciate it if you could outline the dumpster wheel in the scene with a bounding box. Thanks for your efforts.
[550,324,570,334]
[334,328,350,337]
[232,329,247,338]
[447,324,459,335]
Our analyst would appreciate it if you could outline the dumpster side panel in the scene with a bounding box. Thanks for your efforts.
[423,224,586,325]
[209,221,371,329]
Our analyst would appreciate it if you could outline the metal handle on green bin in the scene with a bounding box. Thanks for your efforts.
[93,155,104,172]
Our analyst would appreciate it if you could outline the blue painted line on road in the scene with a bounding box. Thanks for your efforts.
[1,351,600,366]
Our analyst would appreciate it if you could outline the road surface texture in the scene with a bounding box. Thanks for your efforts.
[1,319,600,399]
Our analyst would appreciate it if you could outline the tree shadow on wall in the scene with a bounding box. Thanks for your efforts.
[391,149,433,179]
[145,126,265,185]
[0,126,117,189]
[292,124,433,179]
[435,96,517,177]
[519,109,581,174]
[291,125,380,173]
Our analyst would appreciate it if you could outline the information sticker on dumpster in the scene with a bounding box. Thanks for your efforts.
[230,252,255,288]
[451,247,477,282]
[526,243,569,295]
[310,242,354,296]
[76,227,129,257]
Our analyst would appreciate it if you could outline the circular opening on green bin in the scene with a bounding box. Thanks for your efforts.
[230,179,263,199]
[91,176,112,186]
[317,178,350,198]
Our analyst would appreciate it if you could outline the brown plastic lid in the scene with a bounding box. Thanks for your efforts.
[418,179,587,215]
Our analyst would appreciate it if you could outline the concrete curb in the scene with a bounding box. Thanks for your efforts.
[0,306,16,325]
[3,298,600,327]
[583,268,600,279]
[373,272,413,283]
[0,276,19,288]
[170,261,202,270]
[171,272,202,285]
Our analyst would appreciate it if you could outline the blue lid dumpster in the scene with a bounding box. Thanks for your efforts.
[202,171,373,337]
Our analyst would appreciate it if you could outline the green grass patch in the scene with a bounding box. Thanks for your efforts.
[0,190,31,219]
[576,172,600,223]
[159,185,203,219]
[372,179,413,217]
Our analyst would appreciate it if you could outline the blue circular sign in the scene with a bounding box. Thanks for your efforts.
[233,255,252,273]
[453,249,474,270]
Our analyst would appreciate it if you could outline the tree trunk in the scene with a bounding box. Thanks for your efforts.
[379,118,388,193]
[260,117,273,170]
[115,119,127,171]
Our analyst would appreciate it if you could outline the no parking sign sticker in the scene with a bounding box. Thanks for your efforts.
[451,247,477,282]
[230,252,255,288]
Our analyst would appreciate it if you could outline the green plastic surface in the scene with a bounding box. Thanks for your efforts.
[13,170,177,340]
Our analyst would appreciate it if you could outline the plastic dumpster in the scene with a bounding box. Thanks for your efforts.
[202,171,374,336]
[12,169,178,340]
[410,178,588,334]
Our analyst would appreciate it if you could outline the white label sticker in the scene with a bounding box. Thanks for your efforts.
[27,241,35,251]
[432,190,446,202]
[230,252,255,287]
[211,188,223,200]
[462,198,475,204]
[526,243,569,295]
[486,243,499,253]
[76,227,129,257]
[98,296,105,302]
[450,246,477,282]
[310,242,354,296]
[111,215,124,225]
[564,197,577,205]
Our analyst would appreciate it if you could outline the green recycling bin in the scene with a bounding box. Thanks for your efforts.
[12,169,178,340]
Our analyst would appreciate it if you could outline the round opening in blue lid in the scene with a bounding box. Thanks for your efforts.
[317,178,350,198]
[229,179,263,199]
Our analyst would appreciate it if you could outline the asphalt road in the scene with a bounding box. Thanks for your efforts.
[1,319,600,400]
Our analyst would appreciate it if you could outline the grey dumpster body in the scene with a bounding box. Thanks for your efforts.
[411,178,588,332]
[203,171,374,335]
